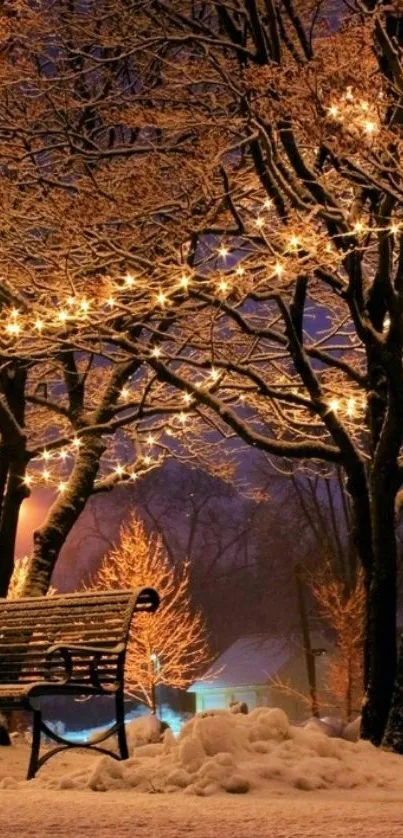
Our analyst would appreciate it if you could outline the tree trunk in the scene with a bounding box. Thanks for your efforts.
[0,460,29,597]
[361,484,397,744]
[22,436,105,596]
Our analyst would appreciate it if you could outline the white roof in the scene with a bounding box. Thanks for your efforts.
[189,633,312,692]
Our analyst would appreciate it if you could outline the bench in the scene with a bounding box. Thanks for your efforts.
[0,587,159,779]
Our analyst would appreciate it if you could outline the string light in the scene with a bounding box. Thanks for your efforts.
[288,235,300,250]
[6,322,21,336]
[58,481,67,493]
[72,437,82,450]
[151,346,161,358]
[143,454,152,465]
[23,475,33,487]
[235,266,244,277]
[120,387,130,401]
[146,434,155,445]
[114,464,124,477]
[42,450,51,462]
[329,398,340,413]
[273,262,284,276]
[217,279,229,294]
[178,412,187,424]
[124,273,136,288]
[390,223,400,235]
[328,105,339,118]
[183,393,192,405]
[179,274,190,290]
[156,290,167,306]
[218,245,229,259]
[42,469,50,481]
[347,398,356,417]
[353,220,365,235]
[34,318,44,331]
[57,310,68,323]
[107,296,116,307]
[263,198,273,209]
[210,367,220,382]
[255,217,264,229]
[364,120,377,135]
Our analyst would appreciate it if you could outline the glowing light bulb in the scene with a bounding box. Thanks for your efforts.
[183,393,192,405]
[120,387,130,401]
[143,455,151,465]
[146,434,155,445]
[328,105,339,118]
[11,308,19,319]
[130,471,138,481]
[57,310,68,323]
[329,398,339,413]
[34,318,44,331]
[151,346,161,358]
[390,223,400,235]
[72,437,82,449]
[384,314,391,331]
[156,291,167,306]
[59,449,67,461]
[115,464,124,477]
[218,280,229,294]
[210,367,220,382]
[58,481,67,494]
[6,322,21,336]
[218,245,229,259]
[178,412,187,424]
[263,198,273,209]
[273,262,284,276]
[42,469,50,481]
[24,474,33,487]
[235,266,244,277]
[66,296,75,307]
[179,274,190,289]
[353,220,365,235]
[107,296,116,307]
[124,273,136,288]
[80,299,90,313]
[42,450,51,461]
[364,120,377,135]
[255,217,264,229]
[347,398,356,417]
[288,235,300,250]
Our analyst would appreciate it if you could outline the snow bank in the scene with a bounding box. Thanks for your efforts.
[35,707,403,797]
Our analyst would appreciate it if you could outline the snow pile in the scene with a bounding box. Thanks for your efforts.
[35,707,403,796]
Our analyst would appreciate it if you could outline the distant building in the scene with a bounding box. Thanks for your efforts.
[188,633,330,721]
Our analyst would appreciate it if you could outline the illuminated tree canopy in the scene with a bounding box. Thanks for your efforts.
[1,0,403,748]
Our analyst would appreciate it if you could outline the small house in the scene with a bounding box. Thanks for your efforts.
[188,632,329,721]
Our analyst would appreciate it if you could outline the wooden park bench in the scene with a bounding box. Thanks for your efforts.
[0,587,159,779]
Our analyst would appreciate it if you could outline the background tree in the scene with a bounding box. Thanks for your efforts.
[309,564,365,721]
[92,513,212,712]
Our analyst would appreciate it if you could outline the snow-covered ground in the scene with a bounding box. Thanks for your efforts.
[1,709,403,836]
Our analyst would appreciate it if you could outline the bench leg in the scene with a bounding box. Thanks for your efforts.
[115,691,128,760]
[27,710,42,780]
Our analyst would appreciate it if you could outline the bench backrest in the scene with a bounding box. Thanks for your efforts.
[0,587,159,688]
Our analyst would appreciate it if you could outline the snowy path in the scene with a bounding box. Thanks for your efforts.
[1,786,403,837]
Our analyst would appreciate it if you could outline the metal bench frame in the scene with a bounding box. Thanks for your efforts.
[0,587,159,779]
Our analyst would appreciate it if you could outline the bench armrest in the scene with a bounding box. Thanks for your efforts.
[47,644,125,691]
